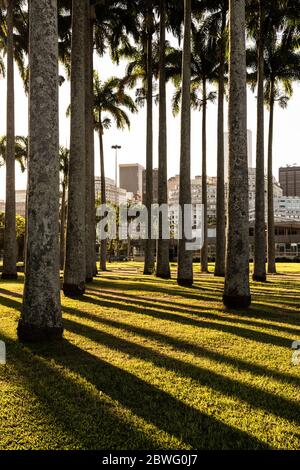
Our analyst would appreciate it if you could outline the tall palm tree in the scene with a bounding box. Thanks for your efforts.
[93,73,137,270]
[223,0,251,309]
[177,0,193,287]
[253,0,267,282]
[202,1,229,278]
[18,0,63,341]
[63,0,86,298]
[156,0,170,279]
[265,41,300,274]
[248,32,300,274]
[2,0,17,280]
[172,27,218,275]
[247,0,285,282]
[190,28,218,273]
[59,146,69,270]
[85,0,94,282]
[143,3,155,275]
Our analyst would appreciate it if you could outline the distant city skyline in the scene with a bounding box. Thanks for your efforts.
[1,54,300,200]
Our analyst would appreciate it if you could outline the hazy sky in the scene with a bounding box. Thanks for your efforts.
[0,52,300,200]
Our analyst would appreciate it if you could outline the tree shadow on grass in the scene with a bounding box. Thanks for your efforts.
[0,285,298,343]
[63,304,300,389]
[91,277,221,303]
[79,294,292,348]
[0,282,299,331]
[0,292,298,449]
[86,288,300,336]
[61,316,300,431]
[0,331,162,450]
[0,329,269,450]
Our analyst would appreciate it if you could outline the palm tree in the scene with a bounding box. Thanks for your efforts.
[265,40,300,274]
[172,27,218,275]
[156,0,170,279]
[59,146,69,271]
[191,28,218,274]
[202,1,229,278]
[2,0,17,280]
[177,0,193,287]
[143,3,155,275]
[248,32,300,274]
[253,0,267,282]
[18,0,62,341]
[223,0,251,308]
[85,0,95,282]
[63,0,87,298]
[93,73,137,270]
[0,134,28,265]
[247,0,286,282]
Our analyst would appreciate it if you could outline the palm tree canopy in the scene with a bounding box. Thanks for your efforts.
[247,29,300,107]
[0,135,27,171]
[0,1,28,89]
[93,72,138,133]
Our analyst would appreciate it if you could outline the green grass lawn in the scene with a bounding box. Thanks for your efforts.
[0,262,300,450]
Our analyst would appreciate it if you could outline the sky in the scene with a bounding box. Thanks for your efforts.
[0,52,300,201]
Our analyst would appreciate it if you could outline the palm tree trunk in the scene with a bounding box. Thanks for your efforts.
[177,0,193,287]
[85,0,94,283]
[60,181,66,270]
[99,128,107,271]
[89,8,97,277]
[201,78,208,273]
[2,0,17,280]
[267,80,276,274]
[253,1,266,282]
[23,182,28,268]
[18,0,63,342]
[127,235,131,259]
[143,9,155,275]
[63,0,86,297]
[215,9,226,277]
[223,0,251,309]
[156,0,170,279]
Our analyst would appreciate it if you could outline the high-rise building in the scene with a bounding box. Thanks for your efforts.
[279,165,300,197]
[224,129,253,181]
[119,163,144,196]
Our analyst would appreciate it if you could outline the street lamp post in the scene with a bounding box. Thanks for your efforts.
[112,145,121,187]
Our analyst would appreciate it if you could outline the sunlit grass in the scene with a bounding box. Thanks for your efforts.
[0,262,299,449]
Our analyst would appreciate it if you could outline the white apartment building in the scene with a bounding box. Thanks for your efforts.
[95,177,127,205]
[248,168,283,222]
[169,171,284,225]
